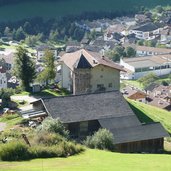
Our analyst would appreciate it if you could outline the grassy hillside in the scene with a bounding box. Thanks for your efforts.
[0,149,171,171]
[0,0,171,22]
[128,99,171,134]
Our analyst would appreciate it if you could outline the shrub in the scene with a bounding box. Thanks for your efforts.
[84,129,115,151]
[36,117,69,138]
[35,131,64,146]
[0,142,30,161]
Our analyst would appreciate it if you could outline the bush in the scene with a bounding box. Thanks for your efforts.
[35,131,64,146]
[36,117,69,138]
[0,142,30,161]
[84,129,115,151]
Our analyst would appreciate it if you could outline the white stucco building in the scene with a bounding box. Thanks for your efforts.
[120,54,171,80]
[129,23,160,40]
[58,49,124,94]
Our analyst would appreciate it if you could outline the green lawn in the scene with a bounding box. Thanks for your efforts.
[0,0,171,22]
[0,149,171,171]
[128,99,171,134]
[0,114,23,128]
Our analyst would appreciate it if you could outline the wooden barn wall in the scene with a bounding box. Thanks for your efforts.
[115,138,164,153]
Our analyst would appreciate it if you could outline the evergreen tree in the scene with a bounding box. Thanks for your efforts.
[15,27,26,41]
[38,50,56,84]
[14,46,36,92]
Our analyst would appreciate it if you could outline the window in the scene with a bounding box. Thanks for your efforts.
[97,84,105,91]
[97,84,104,89]
[108,83,112,87]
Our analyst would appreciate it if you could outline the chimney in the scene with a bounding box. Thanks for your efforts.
[102,55,105,60]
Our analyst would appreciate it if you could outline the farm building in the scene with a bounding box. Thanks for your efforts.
[22,91,169,153]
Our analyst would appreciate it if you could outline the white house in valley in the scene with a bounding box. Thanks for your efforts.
[123,44,171,57]
[36,45,58,61]
[129,23,160,40]
[58,49,124,94]
[120,54,171,80]
[0,67,7,89]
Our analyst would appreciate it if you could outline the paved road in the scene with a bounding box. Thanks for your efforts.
[0,122,6,132]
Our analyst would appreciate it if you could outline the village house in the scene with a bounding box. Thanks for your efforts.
[120,54,171,79]
[0,67,7,89]
[22,91,169,153]
[160,27,171,45]
[0,53,14,71]
[146,85,171,111]
[36,45,58,61]
[129,23,160,40]
[122,86,147,103]
[58,49,124,94]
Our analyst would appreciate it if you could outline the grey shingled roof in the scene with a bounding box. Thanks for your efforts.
[42,91,136,123]
[131,23,158,32]
[98,115,141,130]
[111,123,169,144]
[37,91,169,144]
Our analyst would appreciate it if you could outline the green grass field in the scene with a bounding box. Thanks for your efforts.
[0,0,171,22]
[0,149,171,171]
[128,99,171,134]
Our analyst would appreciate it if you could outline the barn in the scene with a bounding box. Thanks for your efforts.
[24,91,169,153]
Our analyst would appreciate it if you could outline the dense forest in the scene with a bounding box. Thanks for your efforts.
[0,0,62,6]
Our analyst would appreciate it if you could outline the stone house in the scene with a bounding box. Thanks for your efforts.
[58,49,124,94]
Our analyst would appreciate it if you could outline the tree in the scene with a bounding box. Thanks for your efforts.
[105,50,120,62]
[138,73,158,88]
[14,47,36,92]
[4,27,11,37]
[114,46,125,57]
[14,27,26,41]
[0,88,14,108]
[155,5,164,13]
[23,21,32,34]
[125,46,136,57]
[38,50,56,84]
[49,30,59,42]
[137,39,144,46]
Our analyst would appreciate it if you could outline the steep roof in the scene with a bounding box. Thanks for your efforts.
[41,91,136,123]
[60,49,125,71]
